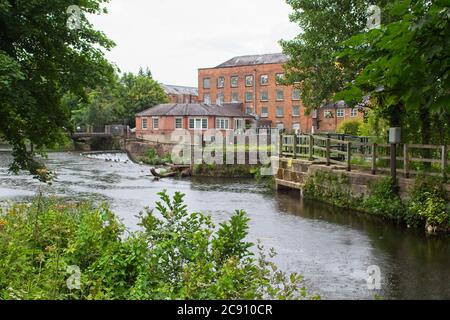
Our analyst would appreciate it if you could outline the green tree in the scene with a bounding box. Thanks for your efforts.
[280,0,383,112]
[118,70,168,127]
[335,0,450,145]
[0,0,116,177]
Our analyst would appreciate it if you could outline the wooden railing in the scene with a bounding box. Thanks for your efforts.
[280,134,449,180]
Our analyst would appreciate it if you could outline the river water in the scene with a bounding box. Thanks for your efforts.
[0,151,449,300]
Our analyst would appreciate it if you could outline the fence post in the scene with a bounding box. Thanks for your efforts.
[309,135,314,161]
[371,143,377,175]
[326,138,331,166]
[403,144,409,178]
[293,134,297,159]
[442,145,448,180]
[347,142,352,171]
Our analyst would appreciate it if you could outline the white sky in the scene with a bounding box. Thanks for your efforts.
[88,0,300,87]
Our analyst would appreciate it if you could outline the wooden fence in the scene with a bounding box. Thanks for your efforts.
[280,134,449,180]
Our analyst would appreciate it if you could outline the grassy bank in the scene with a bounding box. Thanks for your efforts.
[303,172,450,234]
[0,191,316,300]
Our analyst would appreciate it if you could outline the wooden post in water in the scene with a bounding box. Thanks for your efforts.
[326,138,331,166]
[403,144,409,178]
[442,145,448,180]
[371,143,377,175]
[347,142,352,171]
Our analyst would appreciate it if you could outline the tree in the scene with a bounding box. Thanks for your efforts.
[280,0,384,112]
[335,0,450,145]
[0,0,116,177]
[118,71,168,127]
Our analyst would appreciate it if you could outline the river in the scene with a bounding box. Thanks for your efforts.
[0,151,449,300]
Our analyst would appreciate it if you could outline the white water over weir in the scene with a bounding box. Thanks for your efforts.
[82,151,131,163]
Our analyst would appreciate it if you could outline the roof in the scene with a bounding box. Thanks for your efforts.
[162,84,198,96]
[320,98,369,109]
[214,53,289,68]
[136,103,254,118]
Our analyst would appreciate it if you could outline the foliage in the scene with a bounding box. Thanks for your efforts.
[406,177,450,229]
[0,191,317,300]
[335,0,450,145]
[361,177,404,221]
[0,0,116,175]
[280,0,386,111]
[357,109,389,143]
[141,148,172,165]
[336,119,363,136]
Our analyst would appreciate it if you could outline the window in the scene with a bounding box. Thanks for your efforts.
[260,91,268,101]
[260,74,269,85]
[293,123,300,132]
[231,92,239,102]
[276,106,284,117]
[234,118,244,130]
[275,73,284,84]
[204,93,211,104]
[217,76,224,88]
[246,105,253,114]
[216,118,229,129]
[231,76,238,88]
[152,117,159,129]
[292,105,300,117]
[245,75,253,87]
[277,123,284,130]
[189,118,208,129]
[175,117,183,129]
[216,92,224,105]
[337,109,345,118]
[261,106,269,118]
[142,118,148,129]
[276,90,284,101]
[324,110,333,118]
[292,89,301,100]
[245,91,253,102]
[203,78,210,89]
[350,108,358,117]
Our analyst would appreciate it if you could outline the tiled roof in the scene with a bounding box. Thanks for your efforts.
[215,53,289,68]
[136,103,253,118]
[162,84,198,96]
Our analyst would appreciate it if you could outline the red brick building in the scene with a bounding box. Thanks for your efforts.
[162,84,199,104]
[198,53,364,133]
[135,103,254,142]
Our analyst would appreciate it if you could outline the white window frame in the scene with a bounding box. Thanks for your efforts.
[216,92,224,105]
[230,76,238,88]
[204,93,211,104]
[260,74,269,85]
[276,90,284,101]
[234,118,244,130]
[337,109,345,118]
[152,117,159,130]
[142,117,148,129]
[231,92,239,103]
[203,78,210,89]
[261,107,269,118]
[276,106,284,117]
[216,117,230,130]
[175,117,183,129]
[350,108,358,117]
[245,75,253,87]
[275,73,284,84]
[292,105,300,117]
[292,89,301,101]
[189,117,208,130]
[260,91,269,102]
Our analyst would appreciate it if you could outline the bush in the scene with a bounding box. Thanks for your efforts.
[361,177,405,222]
[0,192,317,300]
[141,148,172,165]
[406,177,450,230]
[336,120,363,136]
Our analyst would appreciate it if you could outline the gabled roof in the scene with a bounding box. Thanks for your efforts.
[136,103,254,118]
[162,84,198,96]
[214,53,289,68]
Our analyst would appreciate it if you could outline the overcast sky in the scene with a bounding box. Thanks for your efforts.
[88,0,300,87]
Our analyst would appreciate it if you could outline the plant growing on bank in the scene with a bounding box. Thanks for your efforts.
[0,191,317,300]
[141,149,172,166]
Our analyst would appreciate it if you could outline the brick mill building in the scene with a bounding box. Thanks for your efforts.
[198,53,364,133]
[162,84,199,104]
[135,103,254,142]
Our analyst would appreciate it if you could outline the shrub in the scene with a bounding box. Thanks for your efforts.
[361,177,404,221]
[336,120,363,136]
[141,148,172,165]
[406,177,450,229]
[0,192,317,300]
